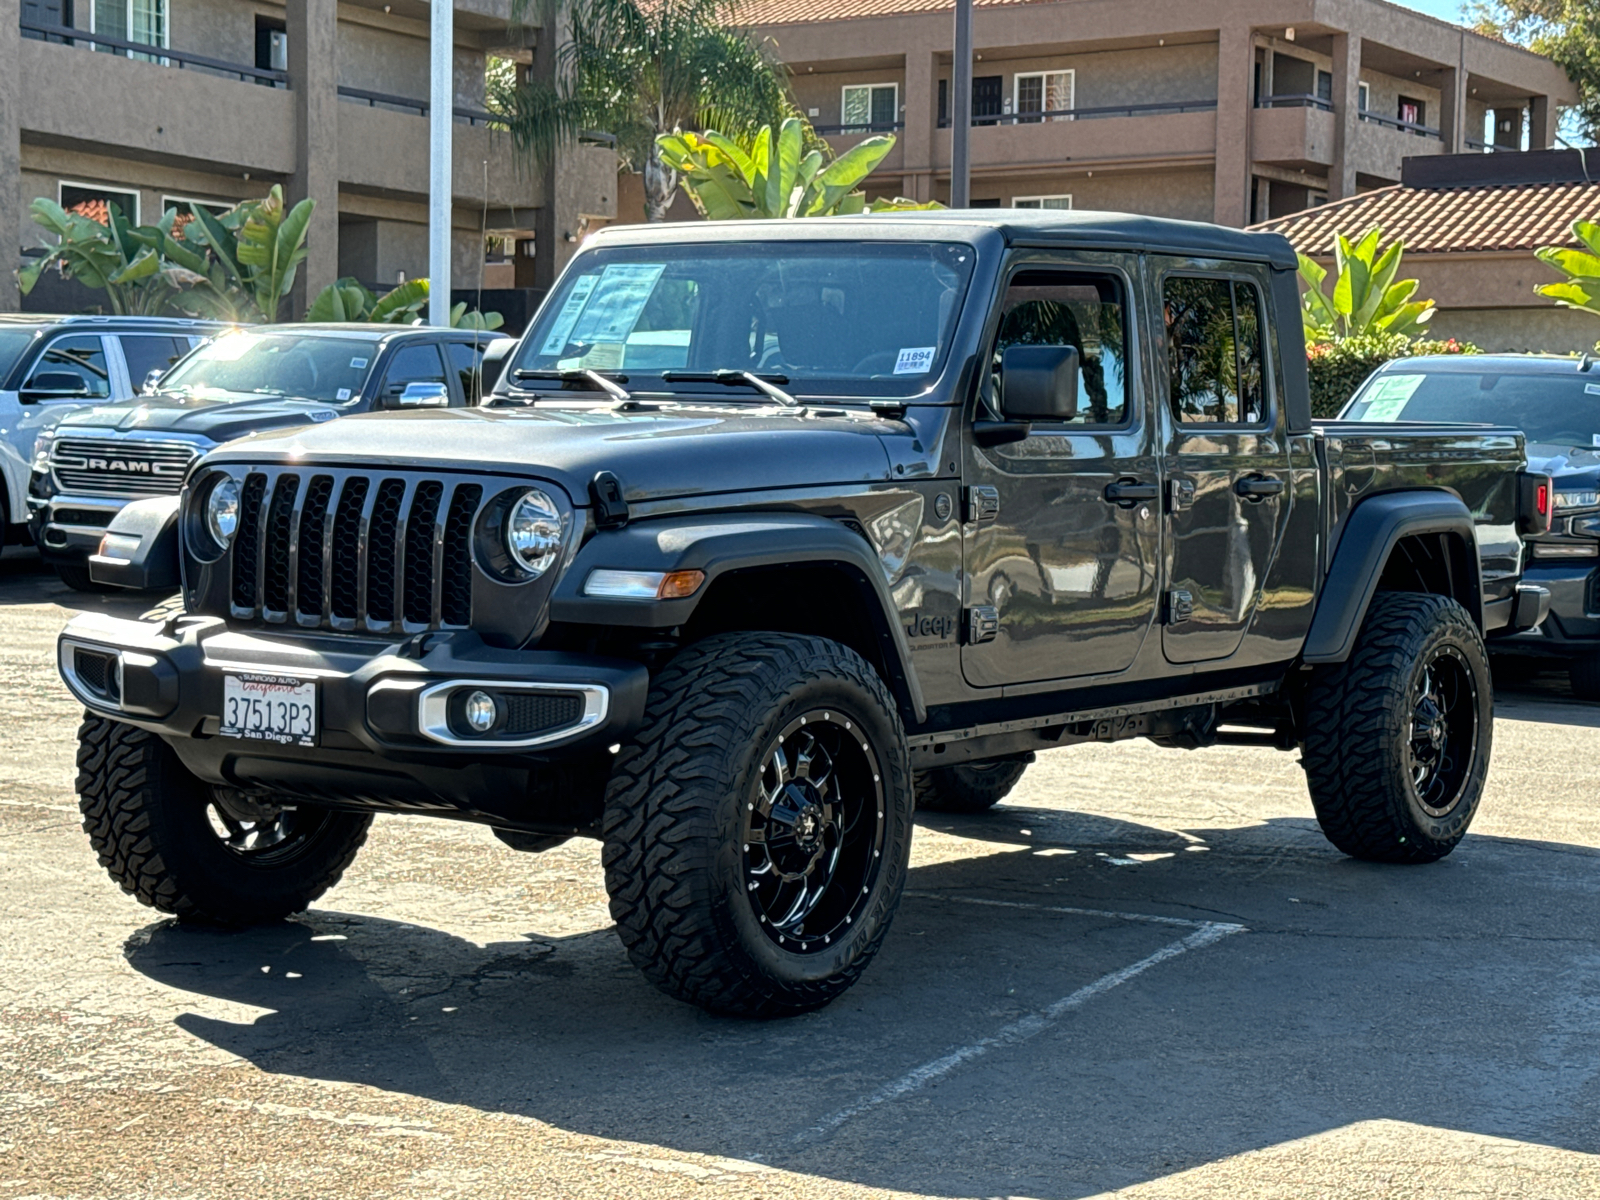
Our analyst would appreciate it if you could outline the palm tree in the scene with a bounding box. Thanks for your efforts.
[495,0,791,222]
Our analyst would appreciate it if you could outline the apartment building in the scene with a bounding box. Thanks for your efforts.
[0,0,617,313]
[741,0,1575,226]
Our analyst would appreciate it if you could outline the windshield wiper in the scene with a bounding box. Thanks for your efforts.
[661,369,799,408]
[511,368,636,407]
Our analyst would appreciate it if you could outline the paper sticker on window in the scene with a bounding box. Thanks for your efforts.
[567,264,667,346]
[894,346,936,375]
[336,388,351,401]
[350,357,368,369]
[1360,373,1424,421]
[539,274,600,357]
[1585,383,1600,396]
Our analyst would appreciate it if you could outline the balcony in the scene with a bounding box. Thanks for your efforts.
[932,101,1218,173]
[18,25,295,176]
[1351,111,1443,182]
[1252,99,1336,172]
[813,121,906,175]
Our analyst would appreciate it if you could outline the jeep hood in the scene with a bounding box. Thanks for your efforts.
[51,392,343,444]
[203,405,898,504]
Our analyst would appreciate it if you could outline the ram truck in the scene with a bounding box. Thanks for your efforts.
[57,212,1550,1017]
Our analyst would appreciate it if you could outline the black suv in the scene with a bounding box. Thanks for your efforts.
[0,314,224,547]
[57,213,1547,1016]
[1341,354,1600,697]
[29,324,511,589]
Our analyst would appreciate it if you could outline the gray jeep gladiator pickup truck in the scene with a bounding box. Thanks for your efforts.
[58,212,1551,1017]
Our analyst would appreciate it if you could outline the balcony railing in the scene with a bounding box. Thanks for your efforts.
[813,120,905,136]
[20,21,286,85]
[337,86,504,128]
[1257,93,1333,112]
[1359,110,1441,139]
[936,97,1215,128]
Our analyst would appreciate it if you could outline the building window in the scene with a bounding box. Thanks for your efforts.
[162,195,232,238]
[1164,276,1268,426]
[841,83,897,132]
[59,181,139,225]
[1014,70,1074,123]
[1316,69,1332,106]
[1013,195,1073,210]
[1358,81,1370,120]
[1399,96,1426,131]
[91,0,166,58]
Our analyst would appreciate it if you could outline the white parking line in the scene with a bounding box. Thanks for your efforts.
[795,899,1247,1143]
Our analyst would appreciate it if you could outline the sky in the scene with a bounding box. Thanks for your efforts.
[1390,0,1472,22]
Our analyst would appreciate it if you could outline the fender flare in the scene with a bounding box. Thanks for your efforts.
[548,512,926,722]
[1301,490,1482,665]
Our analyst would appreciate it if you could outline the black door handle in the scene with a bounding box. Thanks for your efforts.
[1104,480,1159,505]
[1235,475,1284,500]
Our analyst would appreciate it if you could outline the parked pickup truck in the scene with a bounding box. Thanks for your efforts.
[57,212,1551,1017]
[28,323,512,591]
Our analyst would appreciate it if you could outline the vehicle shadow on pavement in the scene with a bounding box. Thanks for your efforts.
[122,809,1600,1199]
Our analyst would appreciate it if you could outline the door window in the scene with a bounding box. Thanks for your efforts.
[1014,70,1073,123]
[445,342,489,404]
[29,335,111,398]
[841,84,897,132]
[972,76,1003,125]
[379,343,449,404]
[994,270,1129,425]
[118,335,188,390]
[1163,276,1267,425]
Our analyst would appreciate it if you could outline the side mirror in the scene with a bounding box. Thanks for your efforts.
[396,381,450,408]
[142,369,165,393]
[21,371,91,403]
[999,345,1079,421]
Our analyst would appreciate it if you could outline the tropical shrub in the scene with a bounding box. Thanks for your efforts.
[1298,228,1435,341]
[307,277,503,330]
[1306,333,1479,417]
[1535,218,1600,325]
[17,200,209,316]
[656,118,939,219]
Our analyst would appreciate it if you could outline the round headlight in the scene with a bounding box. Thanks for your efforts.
[506,489,562,577]
[206,476,241,547]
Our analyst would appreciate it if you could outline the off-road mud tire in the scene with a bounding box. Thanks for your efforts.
[913,754,1034,813]
[602,632,913,1018]
[1302,593,1492,863]
[75,714,371,923]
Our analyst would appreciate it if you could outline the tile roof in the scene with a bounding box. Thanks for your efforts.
[744,0,1043,25]
[1251,179,1600,256]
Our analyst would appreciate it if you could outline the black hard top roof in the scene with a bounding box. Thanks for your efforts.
[1379,354,1594,375]
[586,208,1298,270]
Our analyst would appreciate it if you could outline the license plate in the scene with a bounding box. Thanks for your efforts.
[220,672,318,746]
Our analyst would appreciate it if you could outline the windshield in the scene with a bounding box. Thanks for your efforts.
[0,328,39,382]
[504,241,976,399]
[1343,367,1600,449]
[158,332,378,404]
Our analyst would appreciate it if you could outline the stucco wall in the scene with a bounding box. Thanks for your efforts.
[1430,307,1597,355]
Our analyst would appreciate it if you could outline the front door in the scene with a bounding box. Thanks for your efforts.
[1153,263,1293,664]
[961,256,1161,688]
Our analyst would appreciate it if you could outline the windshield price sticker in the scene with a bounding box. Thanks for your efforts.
[220,673,317,746]
[894,346,937,375]
[569,264,667,345]
[539,274,601,356]
[1361,374,1424,421]
[1586,384,1600,396]
[350,357,368,369]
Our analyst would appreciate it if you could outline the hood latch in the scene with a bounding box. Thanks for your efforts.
[590,471,630,529]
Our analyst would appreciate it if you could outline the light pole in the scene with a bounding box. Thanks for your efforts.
[428,0,453,326]
[950,0,972,208]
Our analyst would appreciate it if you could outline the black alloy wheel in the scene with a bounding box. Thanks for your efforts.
[1406,646,1479,818]
[205,794,341,866]
[743,711,885,953]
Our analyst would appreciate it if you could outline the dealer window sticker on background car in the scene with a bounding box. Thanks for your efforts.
[1361,374,1425,421]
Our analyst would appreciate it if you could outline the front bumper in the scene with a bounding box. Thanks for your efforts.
[27,492,130,564]
[57,613,648,826]
[1497,562,1600,657]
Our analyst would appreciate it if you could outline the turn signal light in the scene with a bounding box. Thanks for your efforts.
[584,568,706,600]
[658,569,705,599]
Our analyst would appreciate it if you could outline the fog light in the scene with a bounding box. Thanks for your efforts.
[463,690,498,732]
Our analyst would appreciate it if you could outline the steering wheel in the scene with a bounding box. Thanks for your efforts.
[850,350,899,376]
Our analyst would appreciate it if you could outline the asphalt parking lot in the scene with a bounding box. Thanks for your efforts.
[4,545,1600,1199]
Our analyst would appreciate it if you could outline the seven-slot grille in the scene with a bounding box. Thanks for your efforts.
[50,437,199,497]
[228,469,484,633]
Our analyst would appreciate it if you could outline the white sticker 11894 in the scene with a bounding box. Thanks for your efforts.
[894,346,936,375]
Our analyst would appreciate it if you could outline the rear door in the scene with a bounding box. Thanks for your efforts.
[1152,260,1293,664]
[961,253,1161,688]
